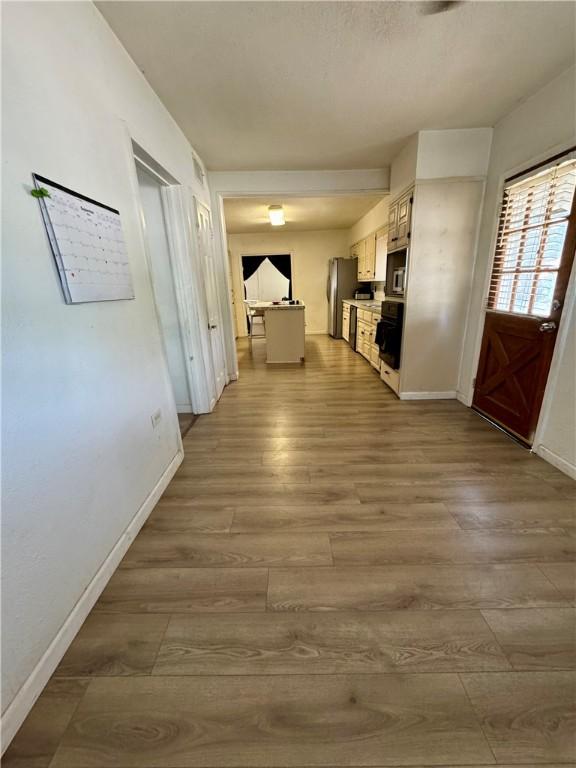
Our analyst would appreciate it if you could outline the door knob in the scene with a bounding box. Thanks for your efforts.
[539,321,557,333]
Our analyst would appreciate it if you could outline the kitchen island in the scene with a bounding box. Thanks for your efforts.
[248,302,306,364]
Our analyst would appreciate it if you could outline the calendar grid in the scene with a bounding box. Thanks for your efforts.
[33,174,135,303]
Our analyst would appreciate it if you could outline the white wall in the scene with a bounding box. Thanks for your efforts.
[136,164,192,412]
[348,198,389,245]
[2,1,210,743]
[389,134,419,199]
[458,67,576,475]
[228,230,349,335]
[416,129,493,180]
[401,179,485,396]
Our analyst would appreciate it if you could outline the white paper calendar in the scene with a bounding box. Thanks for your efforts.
[33,174,134,303]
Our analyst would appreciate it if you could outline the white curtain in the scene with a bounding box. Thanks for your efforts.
[244,258,290,301]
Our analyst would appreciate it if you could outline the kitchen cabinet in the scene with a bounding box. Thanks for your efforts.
[356,309,380,370]
[342,302,350,342]
[350,240,366,280]
[387,187,413,252]
[388,203,398,245]
[357,318,370,360]
[380,359,400,395]
[352,232,384,282]
[397,191,413,248]
[364,234,376,280]
[375,228,387,282]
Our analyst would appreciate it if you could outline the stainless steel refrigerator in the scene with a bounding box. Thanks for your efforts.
[327,257,359,338]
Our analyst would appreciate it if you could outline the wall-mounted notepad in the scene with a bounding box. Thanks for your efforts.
[33,173,134,303]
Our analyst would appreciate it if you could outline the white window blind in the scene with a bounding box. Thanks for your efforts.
[488,156,576,317]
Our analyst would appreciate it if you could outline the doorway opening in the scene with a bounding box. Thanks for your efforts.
[473,149,576,445]
[135,161,196,437]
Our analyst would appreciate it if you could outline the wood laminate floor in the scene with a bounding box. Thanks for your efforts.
[5,336,576,768]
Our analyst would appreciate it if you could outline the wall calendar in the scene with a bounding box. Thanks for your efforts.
[33,173,134,303]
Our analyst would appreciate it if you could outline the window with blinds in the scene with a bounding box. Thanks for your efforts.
[488,156,576,317]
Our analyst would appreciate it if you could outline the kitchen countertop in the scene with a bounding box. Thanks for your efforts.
[245,301,305,310]
[343,298,405,311]
[342,300,382,313]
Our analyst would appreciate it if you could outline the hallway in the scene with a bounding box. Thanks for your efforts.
[6,335,575,767]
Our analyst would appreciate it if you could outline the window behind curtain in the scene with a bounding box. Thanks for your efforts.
[488,155,576,318]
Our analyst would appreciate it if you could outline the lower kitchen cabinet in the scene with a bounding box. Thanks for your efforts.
[342,304,398,392]
[356,310,380,371]
[342,303,350,341]
[380,359,400,395]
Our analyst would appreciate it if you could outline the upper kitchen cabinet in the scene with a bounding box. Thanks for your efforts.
[387,202,398,245]
[396,190,413,247]
[352,232,385,282]
[375,228,387,282]
[388,188,413,252]
[364,233,376,280]
[350,239,366,279]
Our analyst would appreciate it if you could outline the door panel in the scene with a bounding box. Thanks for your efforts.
[195,200,226,401]
[472,312,557,443]
[365,234,376,279]
[387,202,398,248]
[396,192,413,249]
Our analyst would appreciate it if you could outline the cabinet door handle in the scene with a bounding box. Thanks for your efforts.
[391,237,398,242]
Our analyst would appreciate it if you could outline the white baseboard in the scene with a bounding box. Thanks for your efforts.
[400,391,457,401]
[176,404,194,413]
[534,444,576,480]
[0,450,183,755]
[457,391,473,407]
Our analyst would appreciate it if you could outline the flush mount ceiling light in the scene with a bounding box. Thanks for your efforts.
[268,205,285,226]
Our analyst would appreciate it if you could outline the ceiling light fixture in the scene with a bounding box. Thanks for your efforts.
[268,205,285,226]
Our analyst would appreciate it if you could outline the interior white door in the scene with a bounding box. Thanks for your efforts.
[161,185,215,413]
[195,200,226,400]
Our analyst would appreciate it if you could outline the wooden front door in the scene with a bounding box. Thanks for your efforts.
[473,153,576,445]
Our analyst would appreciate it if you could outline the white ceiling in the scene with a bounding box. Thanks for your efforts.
[97,1,575,171]
[224,195,385,233]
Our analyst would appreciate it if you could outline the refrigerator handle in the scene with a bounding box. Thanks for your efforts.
[326,269,332,301]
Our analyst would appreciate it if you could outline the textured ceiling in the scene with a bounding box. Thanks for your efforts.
[224,196,385,233]
[98,1,575,171]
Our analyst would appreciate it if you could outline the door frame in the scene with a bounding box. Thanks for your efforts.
[124,138,183,455]
[123,127,221,415]
[134,156,195,417]
[208,172,389,382]
[467,138,576,462]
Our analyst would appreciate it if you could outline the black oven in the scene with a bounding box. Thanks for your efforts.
[377,301,404,370]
